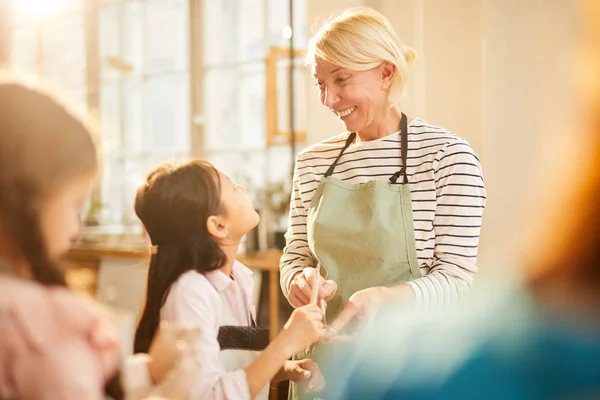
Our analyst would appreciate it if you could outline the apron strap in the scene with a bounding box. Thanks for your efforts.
[389,112,409,185]
[324,113,408,182]
[324,132,357,178]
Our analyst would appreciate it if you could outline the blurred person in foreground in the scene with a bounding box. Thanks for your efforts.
[0,80,200,400]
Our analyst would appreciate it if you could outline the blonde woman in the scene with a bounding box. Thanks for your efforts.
[280,8,486,396]
[331,2,600,398]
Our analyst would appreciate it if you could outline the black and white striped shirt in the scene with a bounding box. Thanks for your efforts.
[280,118,486,310]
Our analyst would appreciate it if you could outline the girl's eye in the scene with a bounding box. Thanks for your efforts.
[336,76,349,85]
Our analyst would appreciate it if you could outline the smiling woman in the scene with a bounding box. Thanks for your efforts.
[329,2,600,398]
[280,7,486,399]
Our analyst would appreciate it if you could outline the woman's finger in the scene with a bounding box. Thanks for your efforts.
[295,277,313,301]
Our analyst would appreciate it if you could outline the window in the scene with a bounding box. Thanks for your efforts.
[98,0,190,229]
[199,0,308,209]
[7,0,307,234]
[9,0,87,115]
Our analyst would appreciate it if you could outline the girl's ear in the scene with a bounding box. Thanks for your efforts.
[207,215,228,239]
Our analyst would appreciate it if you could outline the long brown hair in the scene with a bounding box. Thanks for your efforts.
[133,159,227,353]
[0,80,98,286]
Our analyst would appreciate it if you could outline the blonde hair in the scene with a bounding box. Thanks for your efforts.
[306,7,417,106]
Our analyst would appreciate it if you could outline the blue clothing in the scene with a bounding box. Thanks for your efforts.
[331,287,600,400]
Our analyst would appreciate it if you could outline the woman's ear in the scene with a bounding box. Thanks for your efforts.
[207,215,228,239]
[380,62,396,91]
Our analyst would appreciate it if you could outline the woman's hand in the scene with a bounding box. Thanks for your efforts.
[275,359,326,393]
[288,268,337,308]
[330,285,413,333]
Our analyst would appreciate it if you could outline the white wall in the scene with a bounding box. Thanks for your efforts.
[304,0,582,276]
[479,0,580,274]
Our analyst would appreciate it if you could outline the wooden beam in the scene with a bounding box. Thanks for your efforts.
[189,0,205,158]
[265,46,307,147]
[85,0,101,203]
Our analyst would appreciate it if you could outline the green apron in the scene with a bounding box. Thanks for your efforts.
[289,113,421,400]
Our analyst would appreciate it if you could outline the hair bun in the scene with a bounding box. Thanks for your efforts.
[404,47,417,66]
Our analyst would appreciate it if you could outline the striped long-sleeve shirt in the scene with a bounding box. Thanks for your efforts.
[279,118,486,310]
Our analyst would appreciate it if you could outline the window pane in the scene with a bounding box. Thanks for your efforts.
[98,0,191,229]
[265,146,293,183]
[100,1,145,81]
[11,0,83,26]
[101,81,122,150]
[99,5,120,82]
[11,25,38,75]
[204,0,266,65]
[237,0,266,61]
[204,63,265,151]
[121,2,144,74]
[204,68,238,150]
[101,151,189,229]
[145,0,189,74]
[145,73,190,152]
[207,151,267,204]
[206,147,292,211]
[267,0,288,48]
[291,0,308,47]
[100,158,124,226]
[122,77,144,152]
[40,14,86,89]
[267,0,307,48]
[276,59,308,135]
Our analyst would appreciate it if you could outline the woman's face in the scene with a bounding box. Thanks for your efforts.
[313,58,392,133]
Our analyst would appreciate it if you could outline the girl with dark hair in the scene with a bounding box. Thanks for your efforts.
[134,160,326,400]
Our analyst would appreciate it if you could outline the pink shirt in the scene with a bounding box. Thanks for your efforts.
[0,274,121,400]
[160,262,259,400]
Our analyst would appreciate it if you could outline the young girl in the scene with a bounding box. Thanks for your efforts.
[134,160,326,400]
[0,80,199,400]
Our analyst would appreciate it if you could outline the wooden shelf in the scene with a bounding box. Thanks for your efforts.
[66,243,282,272]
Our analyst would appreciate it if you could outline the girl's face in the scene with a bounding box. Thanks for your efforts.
[216,171,260,240]
[40,177,92,259]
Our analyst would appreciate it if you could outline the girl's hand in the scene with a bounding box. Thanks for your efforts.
[280,359,326,393]
[148,322,202,385]
[278,304,324,356]
[149,339,200,400]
